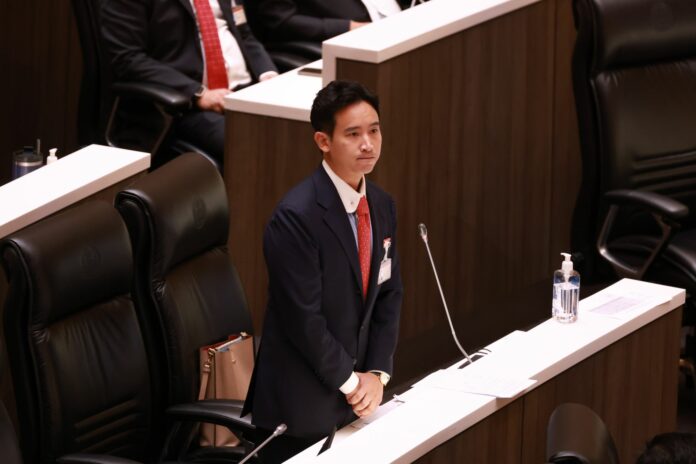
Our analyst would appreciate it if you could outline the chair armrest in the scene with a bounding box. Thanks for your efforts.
[265,41,322,71]
[112,82,191,112]
[598,189,687,280]
[57,455,143,464]
[604,189,689,221]
[166,399,254,433]
[161,400,257,461]
[106,82,190,154]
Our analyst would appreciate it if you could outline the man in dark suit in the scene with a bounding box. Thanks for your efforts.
[244,80,403,461]
[101,0,277,163]
[247,0,408,44]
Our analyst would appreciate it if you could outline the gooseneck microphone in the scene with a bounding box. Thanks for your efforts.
[418,223,473,366]
[238,423,288,464]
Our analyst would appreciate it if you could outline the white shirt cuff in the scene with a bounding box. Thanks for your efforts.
[259,71,279,81]
[339,371,359,394]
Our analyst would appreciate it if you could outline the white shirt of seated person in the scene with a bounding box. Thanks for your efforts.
[189,0,277,90]
[360,0,402,22]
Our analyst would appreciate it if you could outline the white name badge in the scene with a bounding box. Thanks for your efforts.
[378,258,392,285]
[232,5,247,25]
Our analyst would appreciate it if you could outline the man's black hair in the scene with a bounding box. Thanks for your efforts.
[310,80,380,135]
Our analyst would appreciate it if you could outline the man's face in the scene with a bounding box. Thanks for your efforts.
[314,101,382,189]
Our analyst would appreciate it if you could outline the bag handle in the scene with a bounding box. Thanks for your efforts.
[198,348,215,400]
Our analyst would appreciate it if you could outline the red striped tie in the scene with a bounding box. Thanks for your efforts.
[357,196,371,300]
[192,0,229,90]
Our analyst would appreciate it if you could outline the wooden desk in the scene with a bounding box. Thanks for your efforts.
[224,0,581,384]
[287,279,684,464]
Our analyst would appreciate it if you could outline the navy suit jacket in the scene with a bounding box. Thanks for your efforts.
[101,0,277,99]
[244,166,403,438]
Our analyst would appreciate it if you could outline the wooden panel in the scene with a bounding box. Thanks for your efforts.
[0,0,82,185]
[549,0,582,270]
[409,307,681,463]
[225,113,318,331]
[521,308,682,463]
[336,1,558,382]
[415,398,524,464]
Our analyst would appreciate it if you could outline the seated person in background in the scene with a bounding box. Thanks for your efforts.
[636,432,696,464]
[101,0,278,164]
[247,0,409,45]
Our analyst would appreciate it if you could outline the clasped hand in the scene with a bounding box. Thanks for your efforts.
[345,372,383,418]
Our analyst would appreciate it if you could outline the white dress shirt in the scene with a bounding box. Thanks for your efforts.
[189,0,255,89]
[360,0,402,22]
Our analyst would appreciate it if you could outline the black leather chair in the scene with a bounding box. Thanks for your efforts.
[263,41,322,73]
[571,0,696,364]
[1,201,158,463]
[546,403,619,464]
[1,201,253,464]
[71,0,216,168]
[0,391,145,464]
[115,153,256,460]
[0,397,22,464]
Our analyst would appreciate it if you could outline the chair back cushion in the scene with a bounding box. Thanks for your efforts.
[547,403,619,464]
[1,201,152,463]
[116,152,253,405]
[571,0,696,252]
[0,399,22,464]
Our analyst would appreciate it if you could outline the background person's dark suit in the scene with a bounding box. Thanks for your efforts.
[247,0,372,43]
[100,0,276,160]
[245,165,403,440]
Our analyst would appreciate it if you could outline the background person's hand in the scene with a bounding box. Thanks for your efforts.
[195,88,230,113]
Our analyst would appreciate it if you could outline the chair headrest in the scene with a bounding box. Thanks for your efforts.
[582,0,696,70]
[116,152,229,273]
[1,201,132,326]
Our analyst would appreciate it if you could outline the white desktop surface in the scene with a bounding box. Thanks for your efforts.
[224,61,323,121]
[287,278,685,463]
[0,144,150,239]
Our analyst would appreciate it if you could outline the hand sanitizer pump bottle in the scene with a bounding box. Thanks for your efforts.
[552,253,580,323]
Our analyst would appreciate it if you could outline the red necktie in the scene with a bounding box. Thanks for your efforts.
[357,196,371,300]
[192,0,229,90]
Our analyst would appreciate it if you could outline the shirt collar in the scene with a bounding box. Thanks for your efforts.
[322,160,366,214]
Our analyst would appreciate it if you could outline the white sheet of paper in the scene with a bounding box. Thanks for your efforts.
[580,291,669,319]
[349,397,405,429]
[414,369,536,398]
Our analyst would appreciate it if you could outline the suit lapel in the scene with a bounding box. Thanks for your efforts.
[217,0,239,37]
[218,0,254,77]
[314,169,363,294]
[177,0,195,17]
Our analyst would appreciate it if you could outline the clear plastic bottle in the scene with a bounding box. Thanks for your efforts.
[552,253,580,323]
[46,148,58,164]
